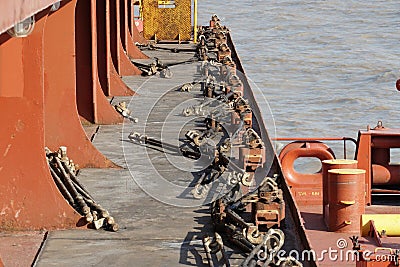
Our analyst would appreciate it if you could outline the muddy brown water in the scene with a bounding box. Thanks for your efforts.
[198,0,400,171]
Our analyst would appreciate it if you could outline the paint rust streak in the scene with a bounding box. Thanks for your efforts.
[2,144,11,157]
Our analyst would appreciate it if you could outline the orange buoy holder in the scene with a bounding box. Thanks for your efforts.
[279,141,335,205]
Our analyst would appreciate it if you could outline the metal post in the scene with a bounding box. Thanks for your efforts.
[194,0,198,43]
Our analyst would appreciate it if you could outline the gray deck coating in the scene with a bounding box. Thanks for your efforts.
[35,44,306,267]
[35,45,234,267]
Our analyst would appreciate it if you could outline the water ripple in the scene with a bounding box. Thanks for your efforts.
[198,0,400,144]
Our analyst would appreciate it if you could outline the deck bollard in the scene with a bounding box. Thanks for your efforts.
[328,169,365,233]
[322,159,358,226]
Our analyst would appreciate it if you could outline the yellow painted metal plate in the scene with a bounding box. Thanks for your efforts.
[361,214,400,236]
[142,0,191,41]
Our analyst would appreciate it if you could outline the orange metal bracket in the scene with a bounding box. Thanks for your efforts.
[369,220,383,247]
[121,0,148,60]
[128,0,148,44]
[110,0,141,76]
[355,131,372,205]
[95,0,134,97]
[44,0,118,168]
[0,11,79,230]
[75,0,123,124]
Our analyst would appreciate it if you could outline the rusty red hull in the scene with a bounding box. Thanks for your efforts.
[0,0,147,230]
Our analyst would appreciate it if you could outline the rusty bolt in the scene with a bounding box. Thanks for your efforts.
[108,223,119,232]
[58,146,68,161]
[106,216,115,225]
[85,213,94,223]
[100,210,110,218]
[92,211,98,221]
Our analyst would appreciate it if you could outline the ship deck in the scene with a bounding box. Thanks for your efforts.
[34,45,218,266]
[0,45,208,267]
[0,44,260,267]
[299,200,400,266]
[0,41,309,267]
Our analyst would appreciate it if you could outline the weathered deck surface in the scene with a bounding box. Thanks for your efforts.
[299,200,400,266]
[28,40,312,266]
[0,231,44,267]
[0,41,309,267]
[35,45,222,266]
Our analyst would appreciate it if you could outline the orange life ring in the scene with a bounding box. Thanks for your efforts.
[279,141,335,187]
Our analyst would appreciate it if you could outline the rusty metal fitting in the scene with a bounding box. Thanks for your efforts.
[243,112,252,128]
[373,120,385,130]
[85,213,94,223]
[222,56,233,65]
[259,177,283,201]
[211,14,220,22]
[244,128,264,149]
[106,216,115,225]
[227,74,241,86]
[227,172,239,185]
[266,228,285,251]
[234,97,249,112]
[100,210,110,219]
[254,202,284,229]
[219,65,230,78]
[107,223,119,232]
[191,184,209,199]
[160,67,173,79]
[92,211,98,221]
[226,208,250,229]
[180,83,194,92]
[231,91,242,100]
[114,102,138,123]
[203,233,229,267]
[239,148,264,171]
[246,226,264,244]
[185,130,203,147]
[81,205,91,216]
[209,15,220,29]
[242,228,287,267]
[217,51,231,62]
[198,35,206,44]
[214,37,227,48]
[128,132,146,144]
[232,81,243,91]
[114,101,131,116]
[241,172,252,186]
[58,146,68,162]
[182,105,205,117]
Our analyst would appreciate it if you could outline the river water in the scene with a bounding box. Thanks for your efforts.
[198,0,400,161]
